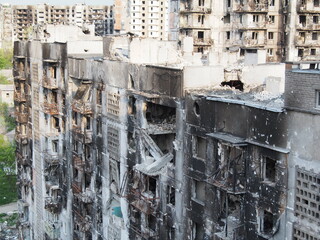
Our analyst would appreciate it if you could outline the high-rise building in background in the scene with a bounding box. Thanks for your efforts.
[0,3,114,46]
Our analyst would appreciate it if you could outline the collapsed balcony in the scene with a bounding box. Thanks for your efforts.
[207,132,247,194]
[45,196,62,213]
[72,84,92,114]
[72,101,93,115]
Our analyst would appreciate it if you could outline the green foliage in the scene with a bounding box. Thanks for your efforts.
[0,103,15,132]
[0,212,18,226]
[0,175,17,205]
[0,135,17,205]
[0,75,11,84]
[0,48,12,70]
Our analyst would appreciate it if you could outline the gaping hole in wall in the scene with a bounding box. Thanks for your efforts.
[129,74,135,89]
[128,132,136,152]
[262,210,274,235]
[167,186,175,205]
[192,221,204,240]
[221,80,244,91]
[148,214,157,232]
[193,102,200,116]
[150,134,175,155]
[192,136,206,159]
[147,177,157,195]
[263,157,276,182]
[146,102,176,125]
[191,179,206,203]
[128,96,136,115]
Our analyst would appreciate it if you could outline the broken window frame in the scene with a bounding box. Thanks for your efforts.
[167,185,175,206]
[192,135,207,160]
[191,179,206,204]
[316,90,320,109]
[260,209,275,236]
[262,156,276,183]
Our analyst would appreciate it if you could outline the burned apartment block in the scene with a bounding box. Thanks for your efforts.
[14,34,320,240]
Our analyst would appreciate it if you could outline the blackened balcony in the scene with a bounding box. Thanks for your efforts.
[72,101,93,115]
[44,196,62,213]
[16,112,28,123]
[14,91,26,102]
[42,102,59,115]
[42,76,58,89]
[43,150,60,165]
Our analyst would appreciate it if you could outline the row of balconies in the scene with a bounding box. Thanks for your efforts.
[232,1,268,13]
[180,6,212,14]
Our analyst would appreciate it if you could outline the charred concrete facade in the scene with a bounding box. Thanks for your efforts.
[14,36,320,240]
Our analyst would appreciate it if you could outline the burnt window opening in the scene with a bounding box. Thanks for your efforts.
[224,14,231,24]
[167,186,175,205]
[316,90,320,108]
[147,214,157,232]
[315,0,320,7]
[52,90,58,104]
[198,31,204,39]
[221,80,244,91]
[85,116,91,130]
[311,49,316,56]
[73,111,78,125]
[252,32,258,40]
[193,136,207,159]
[129,74,135,89]
[97,118,102,135]
[263,157,276,182]
[85,173,91,188]
[145,102,176,125]
[310,63,317,69]
[191,179,206,203]
[193,102,200,116]
[298,49,304,57]
[198,15,204,24]
[167,227,175,240]
[85,145,91,159]
[49,66,57,79]
[226,31,231,40]
[197,47,204,53]
[52,140,58,153]
[312,32,318,41]
[314,16,319,24]
[262,210,274,235]
[128,132,136,151]
[128,96,136,115]
[96,89,102,105]
[192,221,204,240]
[227,0,231,7]
[130,207,141,227]
[52,116,60,131]
[147,177,157,195]
[299,15,306,26]
[150,134,175,155]
[198,0,204,6]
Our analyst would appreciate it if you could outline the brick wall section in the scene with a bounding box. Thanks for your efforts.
[285,70,320,112]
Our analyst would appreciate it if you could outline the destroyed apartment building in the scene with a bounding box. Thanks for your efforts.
[13,29,320,240]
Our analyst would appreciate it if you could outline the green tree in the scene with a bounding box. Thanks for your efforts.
[0,135,15,176]
[0,103,15,132]
[0,48,13,69]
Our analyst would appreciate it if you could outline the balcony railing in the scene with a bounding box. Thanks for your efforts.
[43,151,60,165]
[16,112,28,123]
[42,76,58,89]
[72,101,93,115]
[42,102,59,115]
[14,92,26,102]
